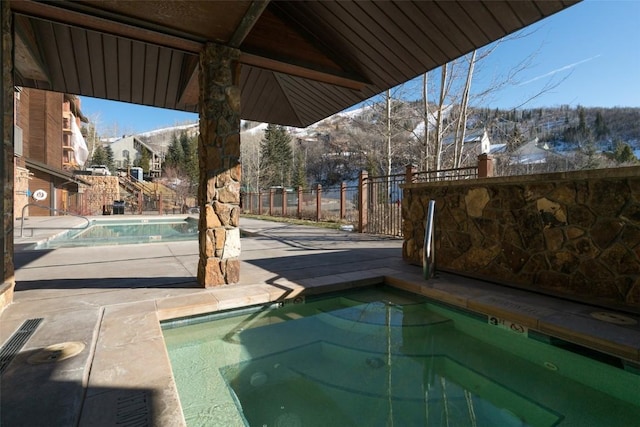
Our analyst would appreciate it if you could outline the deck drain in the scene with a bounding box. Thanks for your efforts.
[590,311,637,325]
[27,341,85,364]
[116,391,150,427]
[0,318,43,374]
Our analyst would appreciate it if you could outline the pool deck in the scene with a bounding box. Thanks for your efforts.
[2,215,640,426]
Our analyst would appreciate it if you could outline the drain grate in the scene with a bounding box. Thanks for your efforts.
[115,391,150,427]
[0,318,43,374]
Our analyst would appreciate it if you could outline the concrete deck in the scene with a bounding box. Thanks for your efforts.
[2,215,640,426]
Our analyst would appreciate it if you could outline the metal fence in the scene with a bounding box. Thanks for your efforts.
[363,172,404,237]
[414,166,478,182]
[242,183,359,225]
[242,163,482,238]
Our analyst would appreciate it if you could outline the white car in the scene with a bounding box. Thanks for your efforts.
[86,165,111,175]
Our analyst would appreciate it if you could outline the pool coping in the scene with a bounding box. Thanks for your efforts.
[79,269,640,427]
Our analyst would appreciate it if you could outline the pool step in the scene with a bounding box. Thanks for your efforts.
[314,299,452,338]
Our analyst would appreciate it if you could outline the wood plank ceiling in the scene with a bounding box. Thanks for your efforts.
[10,0,580,128]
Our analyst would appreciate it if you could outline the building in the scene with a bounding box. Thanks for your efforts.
[14,88,91,217]
[108,135,162,178]
[442,128,492,156]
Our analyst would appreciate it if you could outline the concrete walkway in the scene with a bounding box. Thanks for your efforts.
[1,215,639,426]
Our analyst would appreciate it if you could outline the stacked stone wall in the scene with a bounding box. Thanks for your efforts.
[82,176,120,215]
[14,166,30,218]
[402,166,640,312]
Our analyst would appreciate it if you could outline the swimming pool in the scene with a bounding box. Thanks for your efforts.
[162,286,640,426]
[33,217,198,249]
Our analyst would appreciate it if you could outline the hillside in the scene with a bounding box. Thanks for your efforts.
[121,105,640,188]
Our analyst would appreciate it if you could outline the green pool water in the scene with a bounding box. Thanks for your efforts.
[162,287,640,427]
[34,217,198,249]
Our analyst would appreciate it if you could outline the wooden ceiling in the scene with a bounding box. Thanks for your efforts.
[10,0,579,127]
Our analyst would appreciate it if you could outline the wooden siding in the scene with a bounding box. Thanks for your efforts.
[12,0,579,127]
[45,90,62,169]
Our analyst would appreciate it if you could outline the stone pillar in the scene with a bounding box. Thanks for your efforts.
[197,43,241,287]
[1,0,14,311]
[405,164,417,184]
[478,153,494,178]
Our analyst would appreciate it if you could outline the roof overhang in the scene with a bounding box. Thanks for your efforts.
[10,0,581,127]
[25,159,92,187]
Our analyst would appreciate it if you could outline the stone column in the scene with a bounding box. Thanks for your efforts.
[1,0,14,311]
[197,43,242,286]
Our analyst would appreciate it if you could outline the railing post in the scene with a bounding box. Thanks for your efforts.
[316,184,322,222]
[340,181,346,220]
[297,186,302,219]
[269,188,274,216]
[478,153,494,178]
[281,188,286,217]
[138,191,143,214]
[158,193,163,215]
[258,192,262,215]
[358,170,368,233]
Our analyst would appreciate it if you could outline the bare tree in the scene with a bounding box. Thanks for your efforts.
[414,27,571,173]
[240,131,261,192]
[453,50,476,168]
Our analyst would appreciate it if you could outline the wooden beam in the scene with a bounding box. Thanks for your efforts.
[13,15,49,83]
[229,1,270,48]
[10,0,203,53]
[176,58,199,110]
[239,52,368,91]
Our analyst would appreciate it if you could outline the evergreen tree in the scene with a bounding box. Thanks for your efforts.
[104,146,115,173]
[613,141,637,164]
[164,133,184,170]
[260,124,293,189]
[183,133,199,188]
[507,124,523,152]
[577,107,589,138]
[135,148,151,173]
[90,144,108,166]
[292,145,307,189]
[593,111,609,140]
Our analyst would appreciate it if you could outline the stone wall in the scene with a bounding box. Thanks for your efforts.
[82,176,120,215]
[402,166,640,313]
[14,166,30,218]
[1,0,13,313]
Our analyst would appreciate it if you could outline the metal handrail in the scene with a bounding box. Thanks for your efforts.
[423,200,436,279]
[20,203,91,237]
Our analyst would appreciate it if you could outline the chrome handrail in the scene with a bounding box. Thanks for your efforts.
[423,200,436,279]
[20,203,91,237]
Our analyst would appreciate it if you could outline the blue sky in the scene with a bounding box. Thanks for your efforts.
[81,0,639,136]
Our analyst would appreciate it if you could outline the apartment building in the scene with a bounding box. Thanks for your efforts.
[109,135,162,178]
[14,88,90,217]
